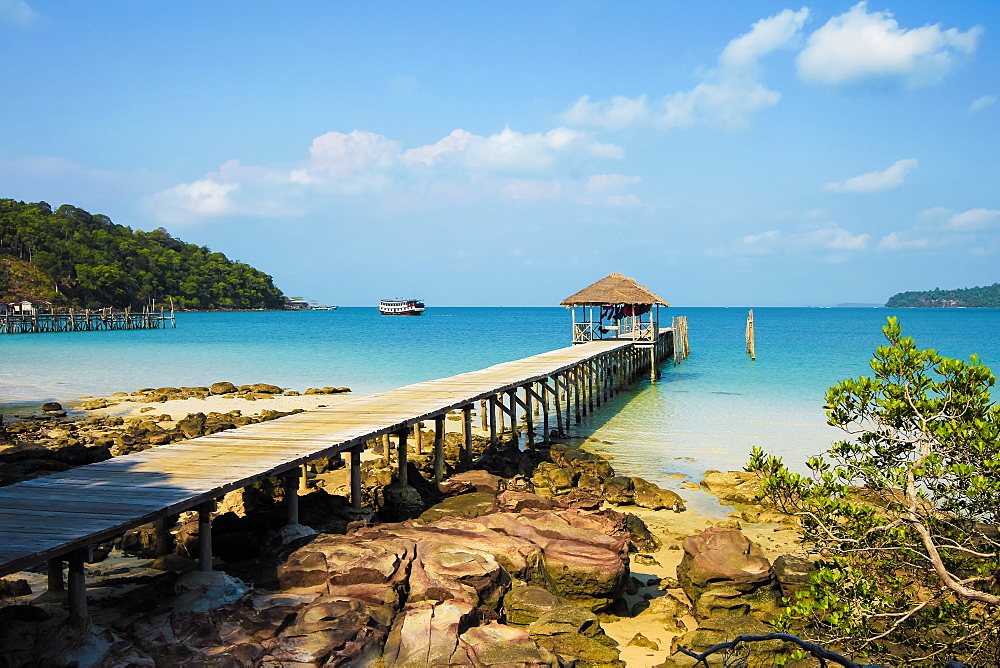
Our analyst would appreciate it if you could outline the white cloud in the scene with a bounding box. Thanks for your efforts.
[798,2,982,88]
[146,125,629,223]
[808,226,871,250]
[150,180,240,222]
[562,8,807,131]
[878,232,929,250]
[824,158,918,193]
[0,0,39,27]
[967,95,997,115]
[744,230,781,245]
[948,208,1000,230]
[308,130,400,177]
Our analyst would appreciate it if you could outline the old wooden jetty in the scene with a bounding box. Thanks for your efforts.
[0,306,176,335]
[0,273,678,630]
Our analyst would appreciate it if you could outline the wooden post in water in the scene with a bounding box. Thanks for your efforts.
[746,309,756,360]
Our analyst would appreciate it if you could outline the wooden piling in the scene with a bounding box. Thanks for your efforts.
[746,309,756,360]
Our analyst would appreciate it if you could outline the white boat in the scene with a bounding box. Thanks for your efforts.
[313,305,338,310]
[378,299,425,316]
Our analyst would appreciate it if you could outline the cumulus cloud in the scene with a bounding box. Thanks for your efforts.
[808,226,871,250]
[709,224,872,258]
[146,126,629,223]
[0,0,39,26]
[878,232,929,250]
[948,208,1000,230]
[824,158,918,193]
[798,2,982,88]
[967,95,997,115]
[562,8,808,130]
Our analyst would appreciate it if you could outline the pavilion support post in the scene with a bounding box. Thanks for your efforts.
[397,430,409,487]
[67,548,88,630]
[462,405,473,466]
[489,396,498,447]
[350,446,363,510]
[588,361,596,411]
[498,396,505,433]
[47,558,64,593]
[284,469,301,525]
[199,501,214,571]
[433,415,445,483]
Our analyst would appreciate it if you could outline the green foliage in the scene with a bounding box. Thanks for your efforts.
[0,199,285,309]
[748,317,1000,664]
[886,283,1000,307]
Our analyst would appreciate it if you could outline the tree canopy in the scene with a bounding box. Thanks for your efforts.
[749,318,1000,664]
[0,199,285,310]
[886,283,1000,308]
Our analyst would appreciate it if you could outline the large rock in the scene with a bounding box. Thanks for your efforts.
[453,623,559,667]
[700,469,764,505]
[631,476,685,511]
[677,527,782,620]
[528,605,622,667]
[549,443,615,480]
[419,492,497,523]
[504,585,564,625]
[277,536,414,593]
[602,476,635,505]
[209,381,238,395]
[382,599,476,667]
[663,615,788,666]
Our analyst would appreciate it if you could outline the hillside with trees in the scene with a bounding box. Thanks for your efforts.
[0,199,286,310]
[886,283,1000,308]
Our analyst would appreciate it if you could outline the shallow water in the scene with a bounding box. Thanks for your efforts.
[3,306,998,514]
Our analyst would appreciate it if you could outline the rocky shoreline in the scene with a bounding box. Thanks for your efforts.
[0,389,807,667]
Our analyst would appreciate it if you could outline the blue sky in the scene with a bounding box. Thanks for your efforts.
[1,1,997,306]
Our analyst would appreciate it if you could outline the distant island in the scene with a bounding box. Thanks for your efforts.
[886,283,1000,308]
[0,199,286,310]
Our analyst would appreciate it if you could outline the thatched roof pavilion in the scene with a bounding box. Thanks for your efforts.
[559,273,669,307]
[560,273,669,344]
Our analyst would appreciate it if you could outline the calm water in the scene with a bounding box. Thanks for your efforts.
[3,307,998,513]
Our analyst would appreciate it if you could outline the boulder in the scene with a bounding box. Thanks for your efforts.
[419,492,496,523]
[453,623,559,667]
[625,513,661,552]
[209,382,238,395]
[773,554,813,599]
[494,490,555,513]
[40,402,63,412]
[677,527,782,620]
[277,535,413,593]
[664,615,787,666]
[250,383,283,394]
[549,443,615,480]
[700,469,764,505]
[172,570,249,613]
[603,476,635,505]
[504,585,564,625]
[382,599,476,667]
[268,596,388,665]
[528,605,622,667]
[0,578,31,597]
[631,477,685,511]
[175,413,206,439]
[444,470,504,495]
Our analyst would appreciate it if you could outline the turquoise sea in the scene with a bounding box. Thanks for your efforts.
[3,307,998,514]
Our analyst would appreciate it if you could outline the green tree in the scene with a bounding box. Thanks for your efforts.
[748,317,1000,664]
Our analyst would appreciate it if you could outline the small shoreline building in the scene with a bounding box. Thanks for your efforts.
[560,273,669,345]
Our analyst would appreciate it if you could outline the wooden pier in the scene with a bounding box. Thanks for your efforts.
[0,307,176,335]
[0,331,673,628]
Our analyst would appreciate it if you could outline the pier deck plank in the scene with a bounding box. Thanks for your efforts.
[0,339,637,576]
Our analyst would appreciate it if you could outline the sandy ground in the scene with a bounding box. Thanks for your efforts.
[78,392,360,421]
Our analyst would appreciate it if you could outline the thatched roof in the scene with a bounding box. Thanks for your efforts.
[559,273,669,306]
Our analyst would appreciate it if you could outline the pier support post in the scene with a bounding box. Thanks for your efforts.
[397,430,409,486]
[506,390,519,450]
[152,517,173,556]
[47,558,64,593]
[350,446,363,510]
[299,464,311,493]
[198,501,214,571]
[413,422,423,455]
[433,415,445,483]
[489,396,498,447]
[462,405,473,466]
[67,548,88,629]
[284,469,300,525]
[382,434,391,464]
[650,346,657,382]
[523,388,534,449]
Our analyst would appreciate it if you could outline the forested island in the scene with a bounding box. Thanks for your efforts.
[885,283,1000,308]
[0,199,286,310]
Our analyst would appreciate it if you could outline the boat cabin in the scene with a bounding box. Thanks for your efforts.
[560,273,669,344]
